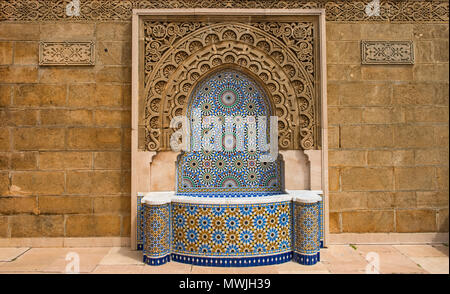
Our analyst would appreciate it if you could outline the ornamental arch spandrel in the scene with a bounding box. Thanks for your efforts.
[139,17,322,152]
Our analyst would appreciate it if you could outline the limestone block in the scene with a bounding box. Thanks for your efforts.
[94,110,130,127]
[361,24,413,40]
[0,23,40,40]
[40,109,93,126]
[0,85,11,107]
[0,196,37,214]
[0,171,10,195]
[393,82,437,105]
[332,82,391,106]
[65,215,121,237]
[66,128,122,150]
[342,210,395,233]
[394,167,435,191]
[14,84,66,107]
[328,126,339,149]
[14,42,38,64]
[93,196,130,214]
[11,152,37,170]
[328,107,363,124]
[95,66,131,83]
[327,41,360,64]
[0,42,13,64]
[366,191,395,209]
[8,110,38,126]
[0,216,7,237]
[39,68,95,83]
[39,151,92,170]
[13,128,65,150]
[341,167,394,191]
[329,150,366,167]
[94,151,124,169]
[328,167,340,192]
[40,23,95,40]
[413,24,449,40]
[98,42,131,65]
[416,191,449,208]
[327,64,361,81]
[405,106,449,123]
[329,212,340,233]
[326,23,361,41]
[437,209,449,232]
[96,23,131,41]
[393,192,417,209]
[38,196,92,214]
[0,128,10,151]
[362,65,413,81]
[11,171,65,195]
[0,66,38,83]
[341,125,394,148]
[393,125,434,148]
[329,192,367,211]
[68,84,124,107]
[66,170,122,195]
[414,64,449,82]
[9,215,64,237]
[396,209,437,232]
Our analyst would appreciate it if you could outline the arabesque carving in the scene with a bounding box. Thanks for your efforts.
[0,0,448,23]
[39,41,95,66]
[142,21,319,151]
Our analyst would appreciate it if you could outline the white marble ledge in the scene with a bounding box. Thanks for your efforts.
[139,190,322,205]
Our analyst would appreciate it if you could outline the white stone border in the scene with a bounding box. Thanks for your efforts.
[139,190,322,205]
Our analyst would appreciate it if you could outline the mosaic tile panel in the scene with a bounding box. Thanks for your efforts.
[293,201,320,265]
[176,69,284,197]
[171,201,292,259]
[136,194,144,250]
[143,203,171,265]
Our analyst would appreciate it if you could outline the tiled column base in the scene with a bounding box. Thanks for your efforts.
[293,195,321,266]
[293,252,320,265]
[143,254,171,266]
[172,252,292,267]
[143,202,171,266]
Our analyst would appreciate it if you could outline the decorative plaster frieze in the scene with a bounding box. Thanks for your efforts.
[39,41,95,66]
[0,0,448,23]
[361,40,415,65]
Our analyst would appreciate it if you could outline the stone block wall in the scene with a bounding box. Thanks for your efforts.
[0,23,132,238]
[327,23,449,234]
[0,20,448,238]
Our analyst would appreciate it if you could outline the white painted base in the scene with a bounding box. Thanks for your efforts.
[0,237,131,248]
[0,234,447,248]
[329,233,449,245]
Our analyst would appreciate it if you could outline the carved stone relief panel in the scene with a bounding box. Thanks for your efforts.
[361,40,414,65]
[39,41,95,66]
[142,20,320,151]
[0,0,448,22]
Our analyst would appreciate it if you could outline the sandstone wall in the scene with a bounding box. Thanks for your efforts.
[0,23,132,237]
[327,23,449,234]
[0,21,448,238]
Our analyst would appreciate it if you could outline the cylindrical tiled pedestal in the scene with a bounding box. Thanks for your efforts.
[142,196,171,266]
[292,194,321,265]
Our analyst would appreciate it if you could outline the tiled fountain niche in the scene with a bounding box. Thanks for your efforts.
[131,9,329,267]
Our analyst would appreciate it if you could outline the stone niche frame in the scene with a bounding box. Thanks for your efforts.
[131,8,328,250]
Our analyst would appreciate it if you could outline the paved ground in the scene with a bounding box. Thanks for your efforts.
[0,244,448,274]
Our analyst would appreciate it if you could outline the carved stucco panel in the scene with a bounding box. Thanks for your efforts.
[142,21,319,151]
